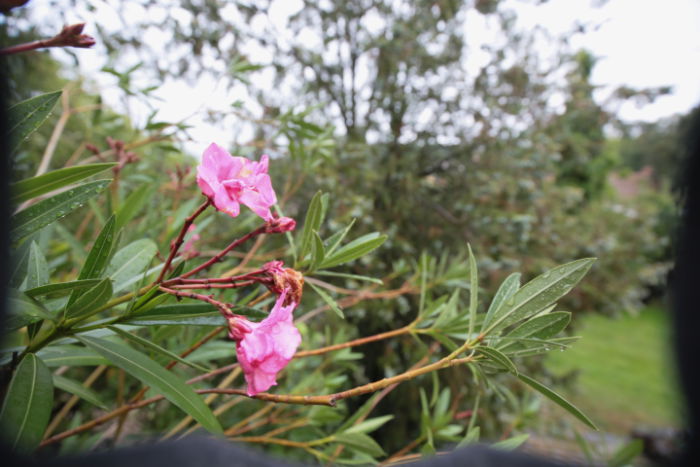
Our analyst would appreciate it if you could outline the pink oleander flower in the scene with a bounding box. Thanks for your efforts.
[197,143,277,221]
[228,290,301,396]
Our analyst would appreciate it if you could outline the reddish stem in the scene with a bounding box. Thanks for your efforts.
[167,280,256,290]
[156,199,210,283]
[161,270,264,287]
[179,225,267,279]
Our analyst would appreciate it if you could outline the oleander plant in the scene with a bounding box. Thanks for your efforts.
[0,88,599,464]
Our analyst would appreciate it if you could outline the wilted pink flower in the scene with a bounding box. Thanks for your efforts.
[229,290,301,396]
[197,143,277,221]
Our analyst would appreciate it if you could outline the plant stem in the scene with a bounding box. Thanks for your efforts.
[156,199,210,283]
[179,225,268,279]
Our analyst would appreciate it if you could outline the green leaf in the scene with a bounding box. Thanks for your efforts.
[25,279,101,299]
[608,439,643,467]
[7,91,61,154]
[65,215,116,310]
[482,272,520,330]
[11,163,117,204]
[106,239,157,292]
[325,218,356,257]
[343,415,394,435]
[22,242,49,290]
[65,278,113,320]
[125,303,264,326]
[492,433,529,450]
[107,326,209,372]
[9,237,34,288]
[333,432,385,458]
[476,346,518,375]
[308,282,344,319]
[319,232,387,269]
[52,375,108,410]
[11,180,111,242]
[115,184,154,230]
[76,335,222,434]
[518,374,597,430]
[336,392,385,432]
[38,345,108,367]
[6,292,54,331]
[506,312,571,340]
[314,271,383,284]
[308,231,325,272]
[297,191,326,264]
[457,426,480,447]
[484,259,595,336]
[467,244,478,339]
[78,215,117,281]
[0,354,54,452]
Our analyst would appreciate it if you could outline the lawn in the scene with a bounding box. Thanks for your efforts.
[545,305,683,433]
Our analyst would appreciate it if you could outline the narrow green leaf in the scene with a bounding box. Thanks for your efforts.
[52,375,108,409]
[492,433,529,450]
[115,184,154,230]
[78,215,116,281]
[518,374,597,430]
[11,163,116,204]
[0,354,54,452]
[476,346,518,375]
[308,282,344,318]
[108,326,209,372]
[297,191,325,264]
[7,91,61,153]
[38,345,108,367]
[484,259,595,336]
[9,237,34,288]
[77,335,222,434]
[336,392,384,432]
[309,230,325,272]
[482,272,520,330]
[11,180,111,242]
[65,278,113,320]
[125,303,265,326]
[25,279,101,299]
[106,239,157,292]
[343,415,394,435]
[574,431,595,465]
[333,432,385,458]
[507,312,571,341]
[325,218,356,257]
[319,232,387,269]
[23,242,49,290]
[467,244,478,339]
[608,439,644,467]
[314,271,383,285]
[6,292,54,331]
[457,426,480,447]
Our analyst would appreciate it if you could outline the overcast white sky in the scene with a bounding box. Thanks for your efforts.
[30,0,700,155]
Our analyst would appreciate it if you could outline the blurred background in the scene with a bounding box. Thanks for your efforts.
[2,0,696,464]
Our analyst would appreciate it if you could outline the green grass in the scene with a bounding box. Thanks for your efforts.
[545,306,682,433]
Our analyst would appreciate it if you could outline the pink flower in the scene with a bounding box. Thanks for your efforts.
[229,290,301,396]
[197,143,277,221]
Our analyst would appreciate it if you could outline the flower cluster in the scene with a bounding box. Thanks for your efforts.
[192,143,302,395]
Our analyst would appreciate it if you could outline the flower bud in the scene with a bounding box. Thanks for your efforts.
[265,216,296,234]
